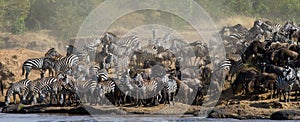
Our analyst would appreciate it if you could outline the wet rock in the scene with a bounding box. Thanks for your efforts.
[2,104,21,113]
[208,109,236,118]
[271,110,300,120]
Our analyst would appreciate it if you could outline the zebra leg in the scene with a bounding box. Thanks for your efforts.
[5,96,10,106]
[40,72,45,78]
[123,91,128,104]
[279,89,282,102]
[31,95,36,105]
[0,80,3,96]
[288,87,291,102]
[25,68,30,79]
[283,90,288,102]
[59,93,64,106]
[172,92,175,106]
[296,90,298,101]
[155,94,159,106]
[168,92,172,106]
[13,93,16,104]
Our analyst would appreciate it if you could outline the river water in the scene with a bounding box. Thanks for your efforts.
[0,112,285,122]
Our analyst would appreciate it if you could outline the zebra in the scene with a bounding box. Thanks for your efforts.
[28,77,58,104]
[75,79,98,104]
[116,72,135,105]
[22,78,40,104]
[275,66,297,102]
[22,57,54,79]
[133,73,159,106]
[5,79,31,106]
[161,74,177,105]
[95,79,116,105]
[47,73,77,105]
[37,73,76,105]
[54,54,79,75]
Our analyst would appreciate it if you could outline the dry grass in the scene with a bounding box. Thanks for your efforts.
[215,16,258,29]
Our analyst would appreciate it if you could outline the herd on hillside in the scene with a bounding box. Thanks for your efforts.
[1,19,300,107]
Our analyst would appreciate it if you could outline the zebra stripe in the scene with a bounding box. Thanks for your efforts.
[218,59,231,71]
[54,54,79,75]
[228,33,243,40]
[98,68,109,81]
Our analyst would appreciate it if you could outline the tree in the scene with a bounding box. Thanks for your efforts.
[3,0,30,34]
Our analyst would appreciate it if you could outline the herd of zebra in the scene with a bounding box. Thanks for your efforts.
[220,20,300,102]
[3,30,212,107]
[3,19,300,108]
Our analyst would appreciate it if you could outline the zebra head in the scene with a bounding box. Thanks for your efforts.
[65,76,77,92]
[283,66,296,82]
[57,72,68,84]
[134,73,144,88]
[45,48,62,60]
[162,74,170,84]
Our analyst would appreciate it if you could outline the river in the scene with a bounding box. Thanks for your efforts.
[0,112,285,122]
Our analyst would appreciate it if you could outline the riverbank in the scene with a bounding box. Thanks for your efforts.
[2,100,300,120]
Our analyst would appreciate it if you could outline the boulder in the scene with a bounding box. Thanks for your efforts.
[271,110,300,120]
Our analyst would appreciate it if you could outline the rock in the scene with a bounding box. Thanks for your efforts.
[208,109,236,118]
[271,110,300,120]
[2,104,19,113]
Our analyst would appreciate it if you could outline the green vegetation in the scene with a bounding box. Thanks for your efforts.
[0,0,299,41]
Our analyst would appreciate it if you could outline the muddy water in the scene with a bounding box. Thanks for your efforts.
[0,112,277,122]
